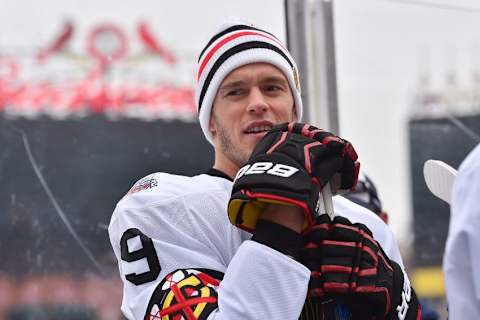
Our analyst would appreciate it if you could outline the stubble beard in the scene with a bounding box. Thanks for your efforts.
[215,119,250,169]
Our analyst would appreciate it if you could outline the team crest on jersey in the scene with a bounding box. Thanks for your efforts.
[145,268,223,320]
[127,176,158,195]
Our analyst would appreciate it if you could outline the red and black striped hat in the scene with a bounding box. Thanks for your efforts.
[195,22,303,144]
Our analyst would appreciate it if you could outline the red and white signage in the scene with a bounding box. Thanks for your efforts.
[0,21,196,121]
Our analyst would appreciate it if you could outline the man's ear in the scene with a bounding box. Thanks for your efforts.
[209,113,217,137]
[292,105,298,122]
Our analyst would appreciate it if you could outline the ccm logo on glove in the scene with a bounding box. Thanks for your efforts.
[235,162,299,180]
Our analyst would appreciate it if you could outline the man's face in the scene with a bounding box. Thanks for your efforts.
[209,63,297,169]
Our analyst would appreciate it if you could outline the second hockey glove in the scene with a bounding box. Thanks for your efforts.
[301,214,421,319]
[228,122,359,233]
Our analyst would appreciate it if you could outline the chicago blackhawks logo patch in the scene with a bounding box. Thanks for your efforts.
[145,268,223,320]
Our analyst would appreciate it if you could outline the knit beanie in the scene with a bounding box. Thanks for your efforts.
[195,22,303,145]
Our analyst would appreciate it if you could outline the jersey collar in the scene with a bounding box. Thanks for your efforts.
[206,168,233,182]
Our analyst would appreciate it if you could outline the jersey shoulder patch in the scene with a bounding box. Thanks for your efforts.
[126,174,159,195]
[121,172,187,201]
[145,268,224,320]
[122,172,231,200]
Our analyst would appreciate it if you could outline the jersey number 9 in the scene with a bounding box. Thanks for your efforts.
[120,228,161,285]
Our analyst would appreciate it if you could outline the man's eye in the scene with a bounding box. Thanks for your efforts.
[225,89,243,97]
[265,85,282,92]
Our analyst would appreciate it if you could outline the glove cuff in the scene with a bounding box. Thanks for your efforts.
[387,261,421,320]
[252,219,303,259]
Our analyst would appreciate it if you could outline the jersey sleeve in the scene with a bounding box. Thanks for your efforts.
[444,144,480,318]
[108,173,311,320]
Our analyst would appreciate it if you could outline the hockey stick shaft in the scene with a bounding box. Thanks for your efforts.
[319,182,335,219]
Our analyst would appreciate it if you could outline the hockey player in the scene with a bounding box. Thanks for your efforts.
[108,22,421,319]
[343,172,389,224]
[444,143,480,319]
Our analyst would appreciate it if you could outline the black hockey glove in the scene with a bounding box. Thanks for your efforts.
[227,122,359,233]
[283,122,359,191]
[300,214,421,319]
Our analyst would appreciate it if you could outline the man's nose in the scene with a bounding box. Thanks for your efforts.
[246,87,269,114]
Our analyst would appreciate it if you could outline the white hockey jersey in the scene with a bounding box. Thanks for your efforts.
[444,143,480,319]
[108,169,405,320]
